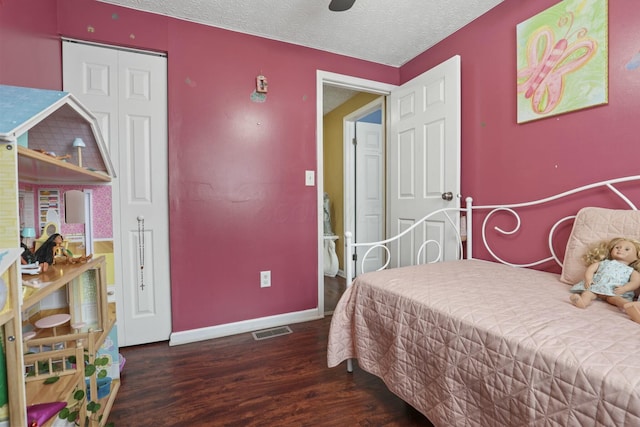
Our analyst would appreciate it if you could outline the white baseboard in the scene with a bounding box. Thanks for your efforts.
[169,308,323,346]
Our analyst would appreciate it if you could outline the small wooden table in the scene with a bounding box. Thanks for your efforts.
[35,313,71,336]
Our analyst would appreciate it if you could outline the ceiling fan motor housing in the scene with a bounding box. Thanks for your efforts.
[329,0,356,12]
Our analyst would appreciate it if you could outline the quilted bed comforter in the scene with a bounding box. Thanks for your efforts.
[327,259,640,426]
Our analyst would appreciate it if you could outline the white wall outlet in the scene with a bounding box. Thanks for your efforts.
[305,170,315,186]
[260,270,271,288]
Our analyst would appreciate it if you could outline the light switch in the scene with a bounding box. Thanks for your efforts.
[305,170,315,186]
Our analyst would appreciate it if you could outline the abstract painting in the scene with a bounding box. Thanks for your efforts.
[517,0,608,123]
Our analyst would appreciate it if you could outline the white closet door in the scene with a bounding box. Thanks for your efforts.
[63,40,171,346]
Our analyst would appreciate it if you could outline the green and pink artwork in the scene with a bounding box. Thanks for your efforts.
[517,0,608,123]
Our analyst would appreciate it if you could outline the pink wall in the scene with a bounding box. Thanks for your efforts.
[0,0,60,88]
[402,0,640,269]
[4,0,640,331]
[0,0,397,332]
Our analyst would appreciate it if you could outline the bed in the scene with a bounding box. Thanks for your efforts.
[327,176,640,427]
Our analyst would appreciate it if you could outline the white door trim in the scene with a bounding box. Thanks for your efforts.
[316,70,396,316]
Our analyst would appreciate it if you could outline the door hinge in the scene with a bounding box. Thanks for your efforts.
[352,253,357,261]
[352,137,357,146]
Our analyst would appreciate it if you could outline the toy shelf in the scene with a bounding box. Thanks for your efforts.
[24,335,87,426]
[23,256,106,311]
[18,146,111,184]
[21,256,118,427]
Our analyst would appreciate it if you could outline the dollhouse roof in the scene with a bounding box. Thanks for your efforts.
[0,84,115,178]
[0,85,70,138]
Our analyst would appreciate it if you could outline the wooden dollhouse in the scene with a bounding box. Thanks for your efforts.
[0,84,118,426]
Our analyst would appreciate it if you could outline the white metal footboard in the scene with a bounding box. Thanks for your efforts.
[344,206,471,287]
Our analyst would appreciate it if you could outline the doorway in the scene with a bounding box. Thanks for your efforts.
[317,57,461,315]
[316,71,396,316]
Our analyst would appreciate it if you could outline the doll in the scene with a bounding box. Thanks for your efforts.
[569,237,640,309]
[20,235,36,265]
[625,301,640,323]
[33,233,68,267]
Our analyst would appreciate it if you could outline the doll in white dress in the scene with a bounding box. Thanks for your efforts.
[569,237,640,309]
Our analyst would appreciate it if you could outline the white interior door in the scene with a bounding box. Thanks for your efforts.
[63,39,172,346]
[354,120,384,274]
[388,55,461,266]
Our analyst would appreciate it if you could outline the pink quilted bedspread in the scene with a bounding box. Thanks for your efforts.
[327,259,640,426]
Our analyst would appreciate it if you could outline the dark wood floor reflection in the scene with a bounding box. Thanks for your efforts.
[324,274,346,314]
[108,314,433,426]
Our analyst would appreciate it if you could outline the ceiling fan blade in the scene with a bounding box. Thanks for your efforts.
[329,0,356,12]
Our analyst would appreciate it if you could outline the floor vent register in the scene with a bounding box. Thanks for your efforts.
[252,326,293,341]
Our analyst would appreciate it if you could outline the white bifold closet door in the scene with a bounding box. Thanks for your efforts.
[63,39,172,346]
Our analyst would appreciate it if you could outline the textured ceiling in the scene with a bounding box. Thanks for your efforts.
[97,0,504,67]
[323,85,358,115]
[96,0,504,114]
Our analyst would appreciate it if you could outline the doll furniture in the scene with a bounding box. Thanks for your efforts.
[34,313,71,336]
[21,256,118,426]
[24,334,87,425]
[0,84,117,426]
[328,175,640,426]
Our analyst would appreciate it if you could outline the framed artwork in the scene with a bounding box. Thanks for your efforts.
[516,0,608,123]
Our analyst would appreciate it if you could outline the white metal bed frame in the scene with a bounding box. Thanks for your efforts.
[342,175,640,373]
[344,175,640,288]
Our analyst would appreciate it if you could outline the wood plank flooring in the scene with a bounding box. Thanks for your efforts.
[324,274,346,314]
[108,313,434,426]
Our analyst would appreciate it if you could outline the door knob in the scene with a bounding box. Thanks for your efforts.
[441,192,453,201]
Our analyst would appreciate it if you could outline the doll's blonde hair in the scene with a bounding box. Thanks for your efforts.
[582,237,640,271]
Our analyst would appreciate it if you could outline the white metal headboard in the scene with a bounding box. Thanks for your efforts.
[344,175,640,286]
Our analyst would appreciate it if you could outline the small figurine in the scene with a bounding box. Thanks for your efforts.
[34,233,70,266]
[68,254,93,264]
[20,234,36,265]
[32,149,72,161]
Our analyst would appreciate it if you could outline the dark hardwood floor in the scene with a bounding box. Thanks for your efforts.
[324,274,346,314]
[108,283,434,426]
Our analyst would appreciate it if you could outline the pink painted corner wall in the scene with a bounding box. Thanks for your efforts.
[0,0,60,88]
[156,20,395,331]
[5,0,640,333]
[401,0,640,270]
[0,0,398,333]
